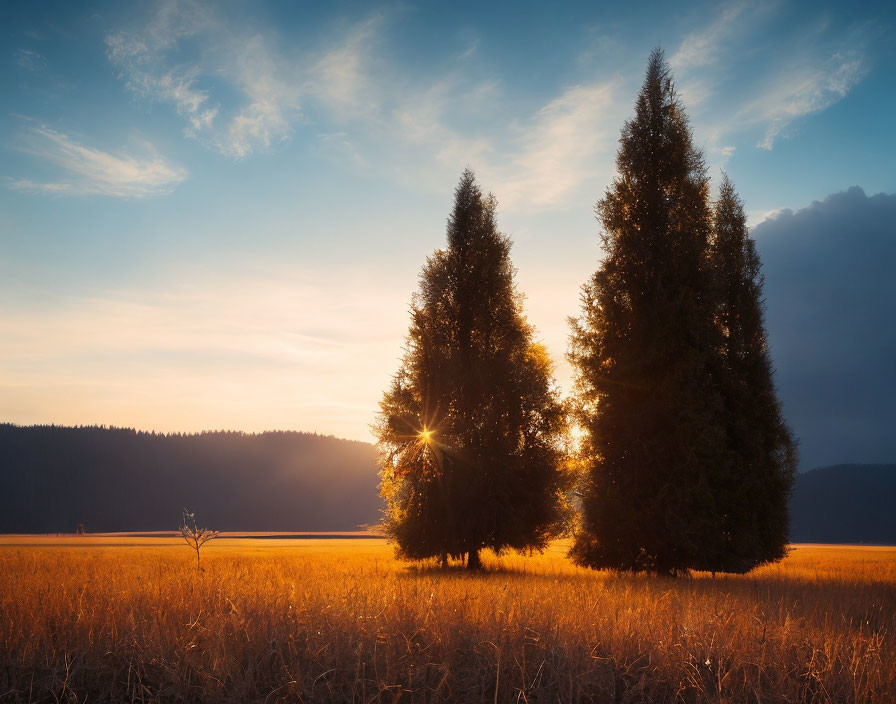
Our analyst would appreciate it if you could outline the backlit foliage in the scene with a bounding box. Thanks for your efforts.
[375,170,571,568]
[570,49,730,575]
[570,49,795,576]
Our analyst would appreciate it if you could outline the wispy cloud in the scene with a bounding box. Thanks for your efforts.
[748,51,867,149]
[99,0,873,209]
[493,79,621,209]
[389,77,495,171]
[670,1,748,73]
[102,1,624,210]
[15,48,47,72]
[668,0,757,123]
[306,24,622,210]
[11,125,186,198]
[456,35,479,61]
[106,0,299,158]
[306,15,386,121]
[104,1,219,134]
[663,3,877,170]
[366,74,622,211]
[107,37,218,134]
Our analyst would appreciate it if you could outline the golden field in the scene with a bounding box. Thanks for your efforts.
[0,537,893,703]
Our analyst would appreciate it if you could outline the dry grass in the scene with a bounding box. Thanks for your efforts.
[0,538,893,703]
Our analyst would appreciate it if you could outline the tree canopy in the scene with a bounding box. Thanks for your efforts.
[570,49,756,575]
[375,170,570,568]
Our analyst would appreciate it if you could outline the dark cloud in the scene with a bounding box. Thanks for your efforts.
[753,187,896,471]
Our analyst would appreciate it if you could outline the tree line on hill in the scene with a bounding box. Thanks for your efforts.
[375,48,796,575]
[789,464,896,544]
[0,424,379,533]
[0,422,892,543]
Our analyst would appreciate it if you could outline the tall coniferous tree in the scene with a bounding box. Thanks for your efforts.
[376,170,569,569]
[569,49,730,575]
[705,175,797,572]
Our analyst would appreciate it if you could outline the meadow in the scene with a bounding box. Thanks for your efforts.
[0,536,893,703]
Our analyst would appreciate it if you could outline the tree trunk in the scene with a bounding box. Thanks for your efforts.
[440,553,448,569]
[467,549,482,570]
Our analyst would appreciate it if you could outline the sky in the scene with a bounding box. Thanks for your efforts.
[1,0,894,469]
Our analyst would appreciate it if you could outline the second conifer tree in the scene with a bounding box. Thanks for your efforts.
[570,49,731,575]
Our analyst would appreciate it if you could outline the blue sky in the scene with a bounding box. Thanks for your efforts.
[1,0,894,463]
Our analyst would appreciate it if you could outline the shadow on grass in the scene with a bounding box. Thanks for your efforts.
[394,560,896,628]
[397,560,671,585]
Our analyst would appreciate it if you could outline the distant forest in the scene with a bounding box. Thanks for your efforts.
[0,424,380,533]
[789,464,896,544]
[0,424,893,542]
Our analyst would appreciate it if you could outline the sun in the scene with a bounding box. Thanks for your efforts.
[418,428,434,444]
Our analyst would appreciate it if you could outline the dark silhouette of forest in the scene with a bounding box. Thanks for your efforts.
[790,464,896,544]
[0,423,380,533]
[0,423,893,542]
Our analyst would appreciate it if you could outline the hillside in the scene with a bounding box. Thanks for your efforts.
[0,424,381,533]
[790,463,896,544]
[2,425,894,542]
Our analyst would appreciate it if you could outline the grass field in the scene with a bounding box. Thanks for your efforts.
[1,537,893,703]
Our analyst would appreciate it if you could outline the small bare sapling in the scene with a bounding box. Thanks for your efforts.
[180,509,219,571]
